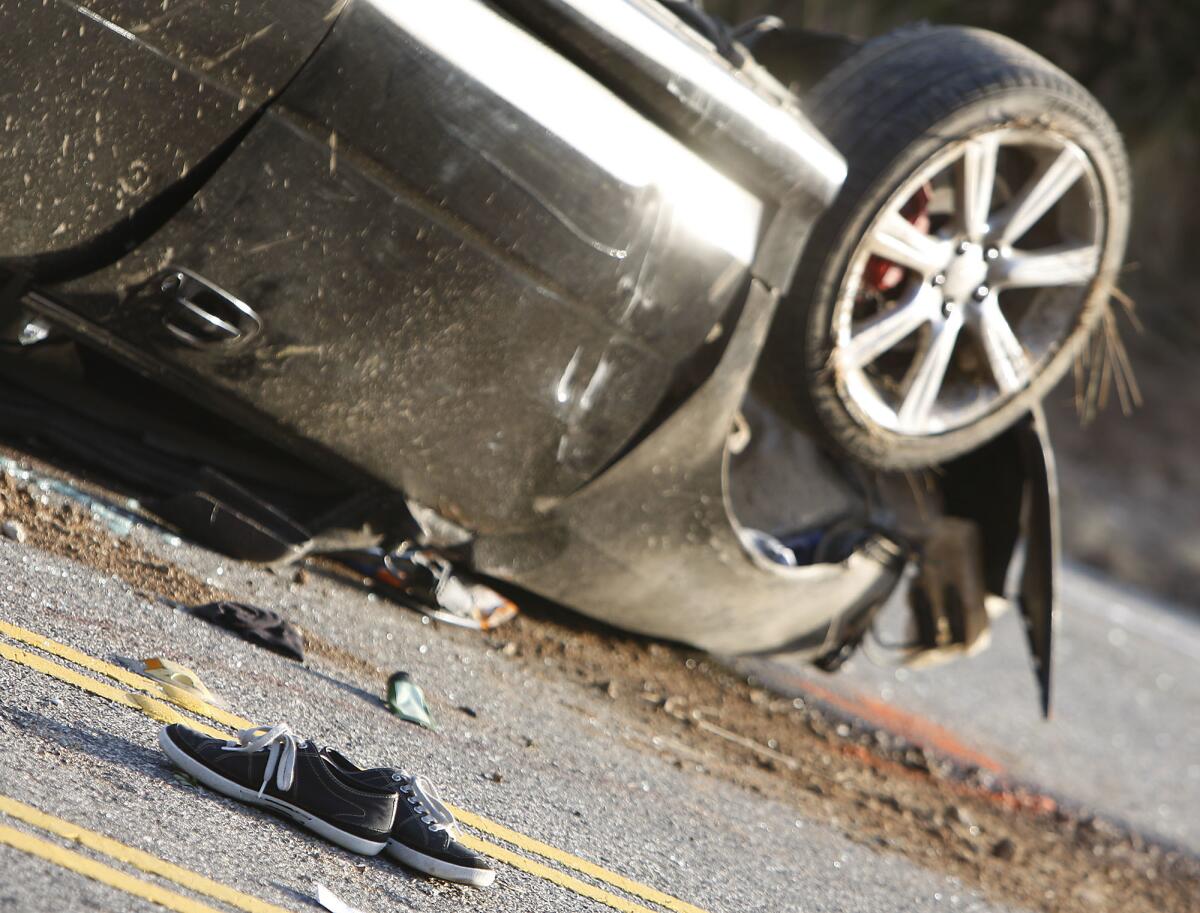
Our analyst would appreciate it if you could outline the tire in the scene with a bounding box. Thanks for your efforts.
[782,25,1131,470]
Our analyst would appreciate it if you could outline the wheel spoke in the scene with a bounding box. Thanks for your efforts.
[841,284,938,368]
[996,242,1100,289]
[897,309,964,433]
[976,294,1030,394]
[867,210,951,276]
[991,147,1086,245]
[956,134,999,242]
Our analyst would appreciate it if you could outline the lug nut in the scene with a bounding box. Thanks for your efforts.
[932,273,946,287]
[985,246,1000,261]
[957,240,971,254]
[973,285,991,301]
[942,299,956,317]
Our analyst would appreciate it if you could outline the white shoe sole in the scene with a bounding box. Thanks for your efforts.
[158,727,386,856]
[386,839,496,887]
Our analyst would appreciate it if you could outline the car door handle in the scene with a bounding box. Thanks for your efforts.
[158,268,262,348]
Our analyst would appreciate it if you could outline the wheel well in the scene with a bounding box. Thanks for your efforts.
[744,27,863,96]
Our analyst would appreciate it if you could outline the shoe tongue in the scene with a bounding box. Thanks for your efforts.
[319,747,404,792]
[321,746,356,767]
[362,767,406,791]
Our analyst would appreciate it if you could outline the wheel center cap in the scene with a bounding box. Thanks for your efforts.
[942,243,988,304]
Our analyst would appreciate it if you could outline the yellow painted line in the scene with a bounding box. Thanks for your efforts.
[0,639,667,913]
[0,618,252,731]
[457,830,661,913]
[0,823,227,913]
[0,639,226,738]
[0,621,714,913]
[0,795,293,913]
[452,808,710,913]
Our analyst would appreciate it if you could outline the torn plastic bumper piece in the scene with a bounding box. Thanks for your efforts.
[1014,408,1059,717]
[914,407,1060,715]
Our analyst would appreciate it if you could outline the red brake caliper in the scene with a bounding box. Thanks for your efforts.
[863,185,932,293]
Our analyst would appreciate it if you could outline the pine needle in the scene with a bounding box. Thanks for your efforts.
[1073,286,1143,425]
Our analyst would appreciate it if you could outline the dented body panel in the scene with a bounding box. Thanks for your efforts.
[47,0,777,530]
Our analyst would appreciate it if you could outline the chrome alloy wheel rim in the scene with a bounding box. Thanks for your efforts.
[831,127,1106,437]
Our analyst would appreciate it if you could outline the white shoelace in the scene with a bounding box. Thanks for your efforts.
[398,773,458,834]
[222,723,300,798]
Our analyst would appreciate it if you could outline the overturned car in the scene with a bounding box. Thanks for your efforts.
[0,0,1129,712]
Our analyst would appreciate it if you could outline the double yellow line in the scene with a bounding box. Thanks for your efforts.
[0,618,710,913]
[0,795,289,913]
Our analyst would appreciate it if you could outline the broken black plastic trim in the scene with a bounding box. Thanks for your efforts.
[938,409,1059,716]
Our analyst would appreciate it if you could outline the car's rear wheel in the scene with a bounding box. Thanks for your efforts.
[783,26,1130,469]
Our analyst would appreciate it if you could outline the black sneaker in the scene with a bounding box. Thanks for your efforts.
[321,748,496,886]
[159,723,399,856]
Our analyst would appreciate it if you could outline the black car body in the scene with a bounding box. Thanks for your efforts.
[0,0,1062,702]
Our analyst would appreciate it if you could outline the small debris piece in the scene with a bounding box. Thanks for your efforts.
[387,671,436,730]
[293,567,309,585]
[365,547,519,630]
[2,520,25,543]
[189,600,305,662]
[991,837,1017,860]
[456,705,478,718]
[315,883,366,913]
[483,771,504,784]
[944,804,975,828]
[139,657,224,707]
[114,656,144,674]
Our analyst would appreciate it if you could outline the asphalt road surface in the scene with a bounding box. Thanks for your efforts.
[747,566,1200,854]
[0,457,1195,913]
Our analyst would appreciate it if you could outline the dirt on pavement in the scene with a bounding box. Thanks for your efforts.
[483,600,1200,913]
[0,472,221,606]
[2,467,1197,913]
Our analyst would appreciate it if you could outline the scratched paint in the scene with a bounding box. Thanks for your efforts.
[2,0,339,262]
